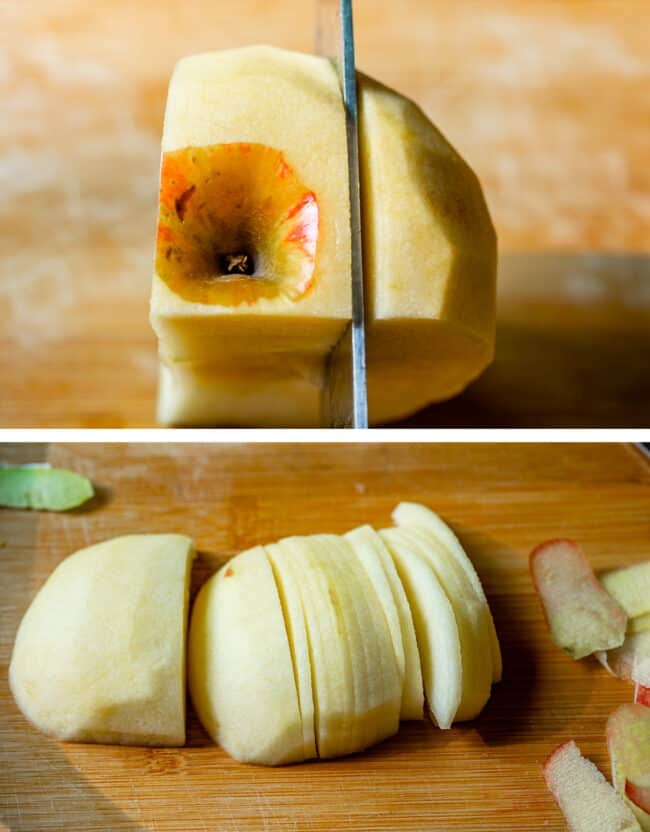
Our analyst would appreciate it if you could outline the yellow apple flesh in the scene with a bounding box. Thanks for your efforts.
[345,524,424,720]
[187,545,305,765]
[9,534,195,746]
[358,75,497,424]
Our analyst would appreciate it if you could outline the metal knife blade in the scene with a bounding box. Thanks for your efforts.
[316,0,368,428]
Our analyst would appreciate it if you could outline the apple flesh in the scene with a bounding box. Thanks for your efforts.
[188,545,306,765]
[151,48,497,427]
[344,524,424,720]
[544,739,642,832]
[391,502,502,684]
[151,46,351,427]
[380,527,462,729]
[9,534,195,746]
[601,563,650,620]
[607,704,650,830]
[358,75,497,424]
[630,614,650,635]
[530,539,627,659]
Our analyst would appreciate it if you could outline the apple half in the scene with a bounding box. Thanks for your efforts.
[607,704,650,830]
[530,539,627,659]
[544,739,641,832]
[9,534,195,746]
[188,545,305,765]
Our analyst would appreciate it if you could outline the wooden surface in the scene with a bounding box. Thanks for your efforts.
[1,1,650,427]
[2,441,650,830]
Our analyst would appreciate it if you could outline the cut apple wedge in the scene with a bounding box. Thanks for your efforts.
[544,740,642,831]
[323,535,402,751]
[264,540,317,760]
[607,704,650,830]
[9,534,195,746]
[597,632,650,688]
[390,524,493,721]
[277,535,355,759]
[530,539,627,659]
[635,685,650,707]
[601,562,650,620]
[392,502,502,683]
[187,545,305,765]
[380,527,462,729]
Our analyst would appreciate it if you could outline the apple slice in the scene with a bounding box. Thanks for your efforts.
[344,524,424,720]
[380,528,462,729]
[390,524,493,721]
[597,632,650,688]
[188,545,305,765]
[635,685,650,707]
[276,535,355,759]
[544,739,642,832]
[392,502,502,683]
[530,539,627,659]
[607,704,650,830]
[10,534,195,746]
[264,541,317,760]
[320,535,402,751]
[601,563,650,620]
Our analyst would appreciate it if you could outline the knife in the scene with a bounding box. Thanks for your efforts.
[317,0,369,428]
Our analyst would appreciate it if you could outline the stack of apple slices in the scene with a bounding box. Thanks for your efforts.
[151,46,497,426]
[189,503,501,764]
[8,504,500,766]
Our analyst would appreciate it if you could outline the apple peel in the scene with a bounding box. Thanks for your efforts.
[544,739,641,831]
[530,539,627,659]
[635,685,650,707]
[597,632,650,688]
[607,704,650,830]
[0,464,93,511]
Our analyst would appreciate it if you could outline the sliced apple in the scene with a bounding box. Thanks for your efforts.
[380,528,462,729]
[321,535,402,751]
[607,704,650,830]
[601,563,650,620]
[530,539,627,659]
[264,540,317,760]
[9,534,195,746]
[392,502,502,683]
[276,535,355,759]
[187,545,305,765]
[597,632,650,688]
[390,525,492,721]
[358,75,497,424]
[635,685,650,707]
[544,739,641,832]
[345,524,424,720]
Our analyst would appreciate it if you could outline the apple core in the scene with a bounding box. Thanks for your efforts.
[156,143,319,306]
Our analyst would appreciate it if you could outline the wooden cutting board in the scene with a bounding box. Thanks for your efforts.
[1,441,649,830]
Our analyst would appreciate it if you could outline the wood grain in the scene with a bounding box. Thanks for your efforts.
[1,1,649,427]
[2,442,650,830]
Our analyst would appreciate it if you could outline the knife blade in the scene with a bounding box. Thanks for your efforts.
[316,0,368,428]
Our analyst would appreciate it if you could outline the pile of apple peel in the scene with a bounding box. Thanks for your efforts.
[531,539,650,830]
[150,45,497,426]
[9,503,501,766]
